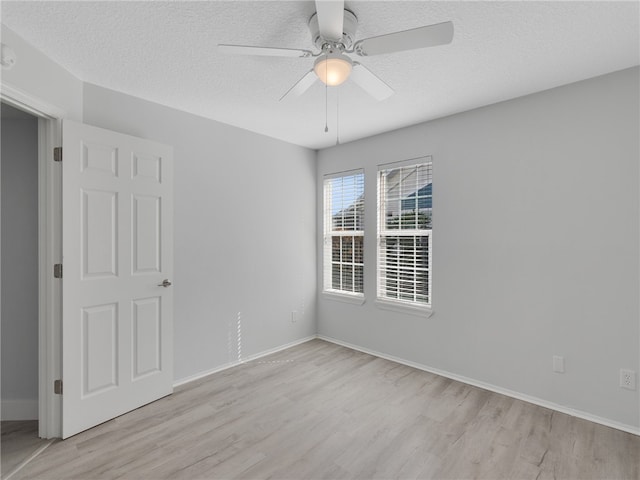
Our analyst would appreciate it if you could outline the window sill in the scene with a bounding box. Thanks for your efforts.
[322,291,366,305]
[375,299,434,318]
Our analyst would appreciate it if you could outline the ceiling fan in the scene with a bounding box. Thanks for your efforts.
[218,0,454,102]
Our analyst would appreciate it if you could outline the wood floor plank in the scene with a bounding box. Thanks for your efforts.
[8,339,640,479]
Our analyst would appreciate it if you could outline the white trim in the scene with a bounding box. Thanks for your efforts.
[322,291,366,305]
[37,118,50,433]
[1,82,66,119]
[377,155,433,171]
[317,335,640,437]
[328,231,365,237]
[375,298,433,317]
[323,168,364,181]
[1,399,39,420]
[38,117,62,439]
[173,336,317,388]
[1,84,65,439]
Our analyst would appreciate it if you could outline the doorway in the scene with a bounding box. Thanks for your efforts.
[0,102,50,478]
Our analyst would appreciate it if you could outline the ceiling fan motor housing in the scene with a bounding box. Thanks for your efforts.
[308,9,358,50]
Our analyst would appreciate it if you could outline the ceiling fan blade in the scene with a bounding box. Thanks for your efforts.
[218,44,312,58]
[279,70,318,101]
[354,21,454,56]
[350,63,394,101]
[315,0,345,43]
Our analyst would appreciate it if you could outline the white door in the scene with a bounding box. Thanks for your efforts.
[62,120,173,438]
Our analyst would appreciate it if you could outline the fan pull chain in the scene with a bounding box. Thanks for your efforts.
[324,83,328,133]
[335,87,340,145]
[324,53,329,133]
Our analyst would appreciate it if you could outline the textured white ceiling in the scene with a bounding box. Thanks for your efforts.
[1,1,638,149]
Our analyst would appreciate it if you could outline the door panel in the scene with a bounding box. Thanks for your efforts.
[81,142,118,176]
[62,120,173,438]
[132,153,162,183]
[132,195,161,274]
[82,303,118,396]
[82,189,118,278]
[132,296,162,379]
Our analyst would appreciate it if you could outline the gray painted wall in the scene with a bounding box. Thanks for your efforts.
[83,84,317,382]
[316,67,640,430]
[1,111,39,419]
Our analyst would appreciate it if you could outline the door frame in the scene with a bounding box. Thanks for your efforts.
[1,82,65,438]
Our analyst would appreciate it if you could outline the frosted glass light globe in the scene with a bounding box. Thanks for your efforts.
[314,53,353,86]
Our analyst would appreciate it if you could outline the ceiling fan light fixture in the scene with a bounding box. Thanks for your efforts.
[314,52,353,86]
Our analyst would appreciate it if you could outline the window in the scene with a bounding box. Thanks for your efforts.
[323,170,364,296]
[377,158,432,308]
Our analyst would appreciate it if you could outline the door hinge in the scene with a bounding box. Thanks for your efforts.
[53,147,62,162]
[53,263,63,279]
[54,379,63,395]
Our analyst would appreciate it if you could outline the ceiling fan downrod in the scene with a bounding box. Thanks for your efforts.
[308,9,358,51]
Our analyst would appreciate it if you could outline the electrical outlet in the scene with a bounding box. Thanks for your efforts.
[620,369,636,390]
[291,311,298,323]
[553,356,565,373]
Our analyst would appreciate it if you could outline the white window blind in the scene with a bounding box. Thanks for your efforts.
[377,158,432,307]
[323,170,364,295]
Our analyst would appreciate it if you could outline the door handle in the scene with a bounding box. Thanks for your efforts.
[157,279,172,287]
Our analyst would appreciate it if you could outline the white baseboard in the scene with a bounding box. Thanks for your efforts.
[1,399,38,420]
[317,335,640,437]
[173,335,317,388]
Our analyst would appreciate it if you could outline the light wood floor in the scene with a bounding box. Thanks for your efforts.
[9,339,640,479]
[1,421,48,479]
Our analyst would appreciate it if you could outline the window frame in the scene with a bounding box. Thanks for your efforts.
[376,157,433,316]
[322,169,365,301]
